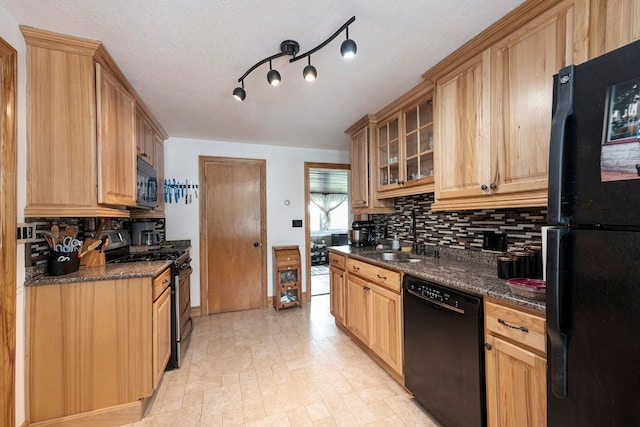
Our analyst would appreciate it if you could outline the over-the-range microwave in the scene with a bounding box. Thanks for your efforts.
[136,157,158,209]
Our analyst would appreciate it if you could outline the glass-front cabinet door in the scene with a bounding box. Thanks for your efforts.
[404,98,434,185]
[378,113,401,190]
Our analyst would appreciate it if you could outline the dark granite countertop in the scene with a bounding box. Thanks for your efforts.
[329,245,545,313]
[26,261,173,286]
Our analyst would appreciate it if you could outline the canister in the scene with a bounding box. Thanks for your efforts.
[496,253,517,279]
[511,250,534,278]
[523,243,543,279]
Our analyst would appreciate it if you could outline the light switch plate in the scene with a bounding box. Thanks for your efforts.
[292,219,303,228]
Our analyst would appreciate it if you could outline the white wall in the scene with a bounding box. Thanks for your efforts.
[1,5,28,426]
[164,137,349,307]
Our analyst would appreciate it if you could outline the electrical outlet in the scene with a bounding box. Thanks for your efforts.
[483,231,507,252]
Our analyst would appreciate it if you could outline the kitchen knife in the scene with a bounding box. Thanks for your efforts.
[78,239,101,257]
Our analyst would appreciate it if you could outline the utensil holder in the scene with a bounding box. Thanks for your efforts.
[48,250,80,276]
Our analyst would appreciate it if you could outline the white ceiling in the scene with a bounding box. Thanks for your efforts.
[0,0,524,151]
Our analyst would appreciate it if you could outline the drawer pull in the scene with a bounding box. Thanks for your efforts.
[363,286,370,291]
[498,318,529,333]
[377,274,387,280]
[352,266,360,271]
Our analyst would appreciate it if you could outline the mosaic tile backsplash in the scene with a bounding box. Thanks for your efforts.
[372,193,548,252]
[25,217,165,267]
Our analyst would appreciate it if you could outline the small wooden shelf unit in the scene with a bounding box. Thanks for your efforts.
[272,245,302,311]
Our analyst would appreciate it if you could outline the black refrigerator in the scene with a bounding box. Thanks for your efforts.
[547,39,640,426]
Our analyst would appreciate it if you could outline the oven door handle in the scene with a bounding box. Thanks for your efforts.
[407,288,465,315]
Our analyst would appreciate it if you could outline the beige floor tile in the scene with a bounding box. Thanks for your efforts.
[130,295,437,427]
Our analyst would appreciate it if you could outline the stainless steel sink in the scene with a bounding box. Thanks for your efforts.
[365,252,423,263]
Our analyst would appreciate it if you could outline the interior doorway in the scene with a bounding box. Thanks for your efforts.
[304,162,350,298]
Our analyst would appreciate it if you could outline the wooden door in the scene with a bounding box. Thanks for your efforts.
[0,38,17,427]
[485,334,546,427]
[200,157,266,313]
[329,266,345,324]
[369,284,402,376]
[350,126,369,209]
[96,63,137,207]
[434,50,491,201]
[491,3,573,197]
[345,274,370,345]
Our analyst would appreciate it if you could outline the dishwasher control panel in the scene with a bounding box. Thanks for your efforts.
[407,281,462,310]
[404,275,481,315]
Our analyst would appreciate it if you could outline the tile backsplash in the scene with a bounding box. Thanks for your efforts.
[372,193,547,251]
[25,217,165,267]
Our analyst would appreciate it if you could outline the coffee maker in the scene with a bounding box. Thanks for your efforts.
[131,221,162,248]
[350,220,376,247]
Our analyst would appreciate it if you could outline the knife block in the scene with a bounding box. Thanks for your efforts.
[80,238,106,267]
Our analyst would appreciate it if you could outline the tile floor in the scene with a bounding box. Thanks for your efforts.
[124,295,437,426]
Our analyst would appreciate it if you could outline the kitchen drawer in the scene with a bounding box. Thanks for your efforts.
[485,300,546,353]
[329,252,346,270]
[152,268,172,301]
[346,258,401,293]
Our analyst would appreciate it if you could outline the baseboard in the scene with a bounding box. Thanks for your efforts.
[28,400,145,427]
[190,306,201,317]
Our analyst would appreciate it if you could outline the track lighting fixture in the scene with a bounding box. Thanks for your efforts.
[232,16,356,101]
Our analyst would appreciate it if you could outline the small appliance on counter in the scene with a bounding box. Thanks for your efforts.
[349,220,376,247]
[131,221,163,249]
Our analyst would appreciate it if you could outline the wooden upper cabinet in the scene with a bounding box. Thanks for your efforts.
[434,51,491,205]
[490,3,574,200]
[373,80,436,199]
[96,64,137,207]
[136,111,156,167]
[588,0,640,58]
[21,26,167,218]
[346,115,394,214]
[433,1,576,210]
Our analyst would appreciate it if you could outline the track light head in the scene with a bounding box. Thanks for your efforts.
[267,60,281,85]
[267,69,281,85]
[233,86,246,101]
[303,57,317,81]
[341,39,357,58]
[303,65,317,81]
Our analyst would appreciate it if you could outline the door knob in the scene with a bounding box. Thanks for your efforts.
[485,343,493,350]
[253,242,260,247]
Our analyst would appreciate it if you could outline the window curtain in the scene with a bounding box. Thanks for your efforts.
[310,193,348,230]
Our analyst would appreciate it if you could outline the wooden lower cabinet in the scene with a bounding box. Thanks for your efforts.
[342,257,403,380]
[329,265,345,325]
[152,285,171,390]
[484,299,546,427]
[345,273,371,345]
[26,269,172,426]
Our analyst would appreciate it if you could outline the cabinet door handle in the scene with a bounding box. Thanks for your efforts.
[498,318,529,333]
[377,274,387,280]
[398,180,405,185]
[485,343,493,350]
[481,184,488,190]
[363,286,370,291]
[490,183,497,190]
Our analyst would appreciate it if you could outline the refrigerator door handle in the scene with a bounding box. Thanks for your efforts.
[548,65,574,225]
[547,227,570,398]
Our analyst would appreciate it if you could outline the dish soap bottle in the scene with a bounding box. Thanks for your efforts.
[392,233,400,251]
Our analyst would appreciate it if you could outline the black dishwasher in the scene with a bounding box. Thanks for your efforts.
[403,275,486,427]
